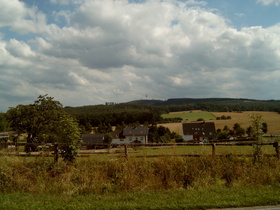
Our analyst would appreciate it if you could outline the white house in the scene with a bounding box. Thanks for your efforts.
[112,126,149,144]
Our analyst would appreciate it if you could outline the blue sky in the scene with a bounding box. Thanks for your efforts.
[1,0,280,111]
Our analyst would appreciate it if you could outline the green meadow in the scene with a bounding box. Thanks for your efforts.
[161,111,216,121]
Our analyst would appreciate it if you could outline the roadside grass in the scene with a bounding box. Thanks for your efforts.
[1,145,280,209]
[1,185,280,209]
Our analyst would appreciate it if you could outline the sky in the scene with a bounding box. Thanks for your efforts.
[1,0,280,111]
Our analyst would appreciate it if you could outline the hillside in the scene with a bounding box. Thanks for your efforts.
[128,98,280,112]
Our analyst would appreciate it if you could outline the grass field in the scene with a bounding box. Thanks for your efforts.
[1,153,280,209]
[161,110,216,121]
[1,185,280,209]
[160,111,280,135]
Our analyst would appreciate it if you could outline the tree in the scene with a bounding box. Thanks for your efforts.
[0,113,9,132]
[6,95,81,163]
[104,133,113,144]
[246,126,253,137]
[250,114,264,162]
[261,122,268,134]
[170,131,184,143]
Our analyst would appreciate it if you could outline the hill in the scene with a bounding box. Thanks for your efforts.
[127,98,280,112]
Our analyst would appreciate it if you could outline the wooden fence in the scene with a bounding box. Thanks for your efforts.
[1,141,280,160]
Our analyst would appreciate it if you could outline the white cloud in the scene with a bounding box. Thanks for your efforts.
[257,0,280,5]
[0,0,51,34]
[1,0,280,111]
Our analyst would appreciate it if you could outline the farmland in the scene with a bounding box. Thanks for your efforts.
[160,111,280,135]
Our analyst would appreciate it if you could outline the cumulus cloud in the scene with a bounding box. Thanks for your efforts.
[0,0,280,111]
[257,0,280,5]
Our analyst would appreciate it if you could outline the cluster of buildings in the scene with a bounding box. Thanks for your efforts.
[81,122,216,146]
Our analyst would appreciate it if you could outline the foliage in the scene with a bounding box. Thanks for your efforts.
[250,114,265,162]
[217,115,231,120]
[0,113,9,132]
[6,95,81,162]
[148,125,172,143]
[65,103,165,127]
[104,133,113,144]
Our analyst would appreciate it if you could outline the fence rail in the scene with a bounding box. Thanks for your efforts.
[1,141,280,159]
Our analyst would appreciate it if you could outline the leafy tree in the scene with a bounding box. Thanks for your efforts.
[104,133,113,144]
[0,113,9,132]
[217,131,229,140]
[223,125,230,131]
[261,122,268,134]
[246,126,253,137]
[170,131,184,142]
[6,95,81,162]
[250,114,264,162]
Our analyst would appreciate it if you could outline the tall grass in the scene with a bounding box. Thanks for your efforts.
[1,154,280,195]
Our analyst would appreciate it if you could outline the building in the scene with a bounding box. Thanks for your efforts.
[113,126,149,144]
[81,126,149,147]
[182,122,216,141]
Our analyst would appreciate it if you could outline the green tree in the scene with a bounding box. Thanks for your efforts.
[104,133,113,144]
[250,114,264,162]
[246,126,253,137]
[170,131,184,143]
[6,95,81,163]
[0,113,9,132]
[261,122,268,134]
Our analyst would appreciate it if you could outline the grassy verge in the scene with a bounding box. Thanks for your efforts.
[1,154,280,209]
[1,185,280,209]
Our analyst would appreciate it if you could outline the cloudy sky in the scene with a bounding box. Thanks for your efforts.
[1,0,280,111]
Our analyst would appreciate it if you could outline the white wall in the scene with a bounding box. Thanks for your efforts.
[182,135,193,141]
[112,135,147,144]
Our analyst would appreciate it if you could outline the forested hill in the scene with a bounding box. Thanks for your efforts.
[64,98,280,128]
[128,98,280,112]
[129,98,279,106]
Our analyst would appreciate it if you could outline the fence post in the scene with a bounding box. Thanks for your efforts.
[273,142,279,159]
[212,143,216,157]
[54,143,59,163]
[124,144,128,158]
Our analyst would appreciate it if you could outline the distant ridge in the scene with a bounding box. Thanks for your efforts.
[127,98,278,106]
[127,99,164,105]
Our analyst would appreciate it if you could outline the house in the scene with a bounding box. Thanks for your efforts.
[182,122,216,141]
[112,126,149,144]
[81,133,105,149]
[122,126,149,144]
[81,126,149,147]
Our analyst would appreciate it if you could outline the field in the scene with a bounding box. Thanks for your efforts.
[1,153,280,209]
[160,111,280,135]
[161,110,216,121]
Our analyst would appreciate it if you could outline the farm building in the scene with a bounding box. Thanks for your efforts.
[182,122,216,141]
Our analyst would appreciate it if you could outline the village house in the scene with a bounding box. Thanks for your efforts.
[112,126,149,144]
[81,126,149,147]
[81,133,104,149]
[182,122,216,141]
